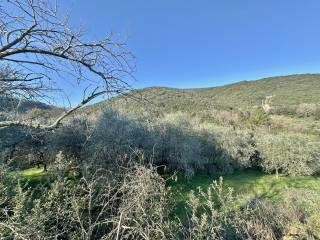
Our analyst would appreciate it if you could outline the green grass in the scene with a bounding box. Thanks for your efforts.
[19,167,46,178]
[16,167,51,187]
[18,167,320,203]
[18,167,320,199]
[165,169,320,217]
[15,167,80,188]
[15,167,320,220]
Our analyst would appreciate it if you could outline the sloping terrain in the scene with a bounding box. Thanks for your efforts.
[86,74,320,117]
[0,96,55,113]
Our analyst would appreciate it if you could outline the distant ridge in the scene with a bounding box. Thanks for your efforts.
[0,96,55,113]
[86,74,320,116]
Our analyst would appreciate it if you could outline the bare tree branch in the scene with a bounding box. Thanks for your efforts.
[0,0,135,129]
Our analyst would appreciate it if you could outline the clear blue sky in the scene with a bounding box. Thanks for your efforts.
[62,0,320,89]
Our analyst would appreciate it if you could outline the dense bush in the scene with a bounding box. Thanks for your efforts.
[86,109,150,166]
[48,115,92,163]
[151,113,203,176]
[0,126,49,168]
[0,126,25,165]
[205,126,257,171]
[180,178,320,240]
[86,109,320,177]
[271,105,297,116]
[256,133,320,176]
[2,163,319,240]
[2,107,318,178]
[87,110,258,176]
[0,163,176,240]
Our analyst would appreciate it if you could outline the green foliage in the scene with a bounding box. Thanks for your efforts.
[82,109,320,178]
[256,133,320,176]
[88,110,258,176]
[247,107,270,126]
[166,169,320,214]
[2,72,320,238]
[182,177,234,239]
[0,126,49,169]
[172,174,320,240]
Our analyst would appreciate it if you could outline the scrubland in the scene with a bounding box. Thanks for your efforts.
[1,75,320,239]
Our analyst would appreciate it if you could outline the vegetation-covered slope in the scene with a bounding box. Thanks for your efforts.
[2,74,320,239]
[87,74,320,117]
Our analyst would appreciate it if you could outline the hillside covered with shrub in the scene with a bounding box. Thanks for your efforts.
[2,0,320,238]
[2,74,320,239]
[87,74,320,118]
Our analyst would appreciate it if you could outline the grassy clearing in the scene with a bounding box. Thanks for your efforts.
[18,167,320,198]
[15,167,51,187]
[18,167,320,200]
[15,167,320,218]
[19,167,46,178]
[166,169,320,216]
[15,167,80,188]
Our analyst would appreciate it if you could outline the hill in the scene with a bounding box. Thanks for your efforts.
[86,74,320,117]
[0,96,55,113]
[2,73,319,120]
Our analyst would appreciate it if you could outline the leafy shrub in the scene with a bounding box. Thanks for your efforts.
[0,163,175,240]
[179,179,320,240]
[233,199,296,240]
[88,110,259,176]
[48,115,91,163]
[0,126,48,169]
[198,126,257,174]
[247,107,270,126]
[256,133,320,176]
[181,177,234,239]
[212,127,257,170]
[271,105,297,116]
[152,113,202,177]
[87,109,150,166]
[281,189,320,239]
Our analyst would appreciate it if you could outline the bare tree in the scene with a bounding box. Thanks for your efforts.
[0,0,135,129]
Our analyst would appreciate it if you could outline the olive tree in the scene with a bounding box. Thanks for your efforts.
[256,133,320,176]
